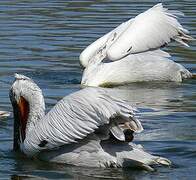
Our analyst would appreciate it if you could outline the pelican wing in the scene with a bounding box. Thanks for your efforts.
[79,18,133,67]
[107,3,194,61]
[23,88,142,156]
[80,3,194,66]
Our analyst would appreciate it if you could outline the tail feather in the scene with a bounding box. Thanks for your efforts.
[116,143,171,170]
[104,93,143,142]
[126,116,143,133]
[156,157,172,166]
[110,125,125,141]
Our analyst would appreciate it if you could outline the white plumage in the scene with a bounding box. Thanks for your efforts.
[80,3,194,87]
[10,74,170,170]
[22,87,141,155]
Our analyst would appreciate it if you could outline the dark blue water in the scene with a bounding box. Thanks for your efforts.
[0,1,195,179]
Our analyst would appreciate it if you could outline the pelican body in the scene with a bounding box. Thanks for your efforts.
[10,74,170,170]
[80,4,194,87]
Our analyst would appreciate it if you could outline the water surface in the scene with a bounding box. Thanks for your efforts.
[0,0,196,179]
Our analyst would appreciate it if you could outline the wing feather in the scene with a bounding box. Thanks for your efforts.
[23,88,141,156]
[79,19,133,67]
[80,3,194,67]
[107,3,194,61]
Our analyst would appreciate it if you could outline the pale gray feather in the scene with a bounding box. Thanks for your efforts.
[23,87,140,156]
[37,134,171,170]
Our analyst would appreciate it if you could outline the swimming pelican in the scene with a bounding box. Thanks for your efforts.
[10,74,170,170]
[80,3,195,87]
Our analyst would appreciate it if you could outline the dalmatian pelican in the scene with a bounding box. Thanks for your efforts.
[10,74,170,170]
[80,3,195,87]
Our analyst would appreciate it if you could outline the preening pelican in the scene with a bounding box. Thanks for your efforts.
[10,74,170,170]
[80,3,195,87]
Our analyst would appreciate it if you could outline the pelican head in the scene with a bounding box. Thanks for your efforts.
[10,74,45,151]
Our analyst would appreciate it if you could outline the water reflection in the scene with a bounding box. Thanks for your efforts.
[0,0,195,179]
[10,156,164,180]
[103,82,184,108]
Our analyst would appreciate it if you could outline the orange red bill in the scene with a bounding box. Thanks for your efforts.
[18,96,29,141]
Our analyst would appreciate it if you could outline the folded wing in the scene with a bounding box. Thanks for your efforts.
[23,88,142,156]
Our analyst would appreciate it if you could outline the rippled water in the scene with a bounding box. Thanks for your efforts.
[0,0,195,179]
